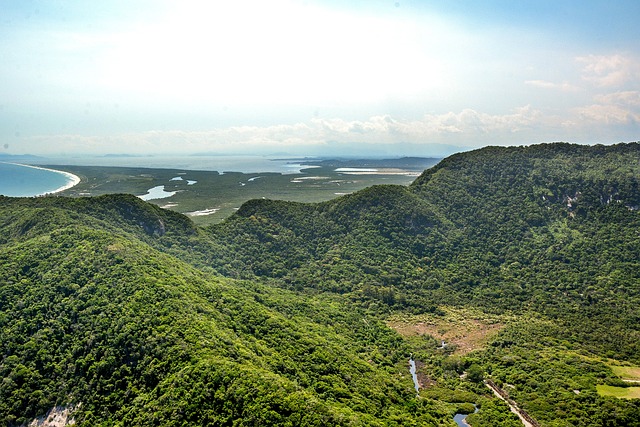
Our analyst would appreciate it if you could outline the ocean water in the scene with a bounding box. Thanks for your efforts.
[0,162,76,197]
[33,155,314,174]
[2,155,315,198]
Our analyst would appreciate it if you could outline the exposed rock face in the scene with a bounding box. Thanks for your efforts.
[25,405,77,427]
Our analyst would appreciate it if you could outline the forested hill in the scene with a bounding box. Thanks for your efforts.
[202,142,640,425]
[1,142,640,426]
[207,144,640,351]
[412,142,640,223]
[0,194,455,426]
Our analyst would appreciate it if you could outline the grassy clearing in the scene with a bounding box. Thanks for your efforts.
[387,307,505,355]
[596,385,640,399]
[610,365,640,381]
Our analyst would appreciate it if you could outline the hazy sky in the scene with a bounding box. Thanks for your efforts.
[1,0,639,157]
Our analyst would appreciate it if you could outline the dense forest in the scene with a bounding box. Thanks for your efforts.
[1,142,639,426]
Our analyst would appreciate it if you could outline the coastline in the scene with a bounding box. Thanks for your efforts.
[14,160,429,225]
[8,162,81,196]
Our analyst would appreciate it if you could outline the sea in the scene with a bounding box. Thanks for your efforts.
[1,155,314,197]
[30,155,314,174]
[0,162,78,197]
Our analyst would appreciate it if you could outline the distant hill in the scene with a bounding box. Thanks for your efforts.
[1,142,639,426]
[0,153,42,161]
[101,153,150,158]
[304,157,442,170]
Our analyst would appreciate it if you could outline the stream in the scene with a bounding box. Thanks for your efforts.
[407,356,477,426]
[409,357,419,395]
[453,405,478,427]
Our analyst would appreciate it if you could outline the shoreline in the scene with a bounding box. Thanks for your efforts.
[5,161,425,225]
[7,162,81,196]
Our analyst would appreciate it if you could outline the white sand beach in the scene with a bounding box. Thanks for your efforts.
[10,163,81,196]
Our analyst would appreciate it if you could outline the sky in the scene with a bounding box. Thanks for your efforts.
[1,0,639,158]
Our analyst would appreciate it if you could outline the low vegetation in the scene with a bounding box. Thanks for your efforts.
[597,385,640,400]
[387,308,505,355]
[57,158,438,225]
[610,365,640,382]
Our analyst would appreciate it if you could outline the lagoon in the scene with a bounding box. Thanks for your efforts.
[139,185,178,201]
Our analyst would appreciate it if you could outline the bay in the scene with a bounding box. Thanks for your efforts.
[0,162,80,197]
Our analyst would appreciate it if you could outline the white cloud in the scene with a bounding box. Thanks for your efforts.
[17,107,548,156]
[520,54,640,136]
[577,54,640,87]
[573,104,639,125]
[309,107,541,142]
[593,91,640,107]
[572,90,640,125]
[524,80,580,92]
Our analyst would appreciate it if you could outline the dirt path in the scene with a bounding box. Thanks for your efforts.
[485,380,540,427]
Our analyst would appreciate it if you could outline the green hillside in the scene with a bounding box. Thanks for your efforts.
[1,142,640,426]
[0,195,457,426]
[205,143,640,356]
[201,142,640,425]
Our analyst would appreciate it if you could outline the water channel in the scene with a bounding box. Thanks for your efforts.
[453,405,478,427]
[408,355,477,426]
[409,357,419,395]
